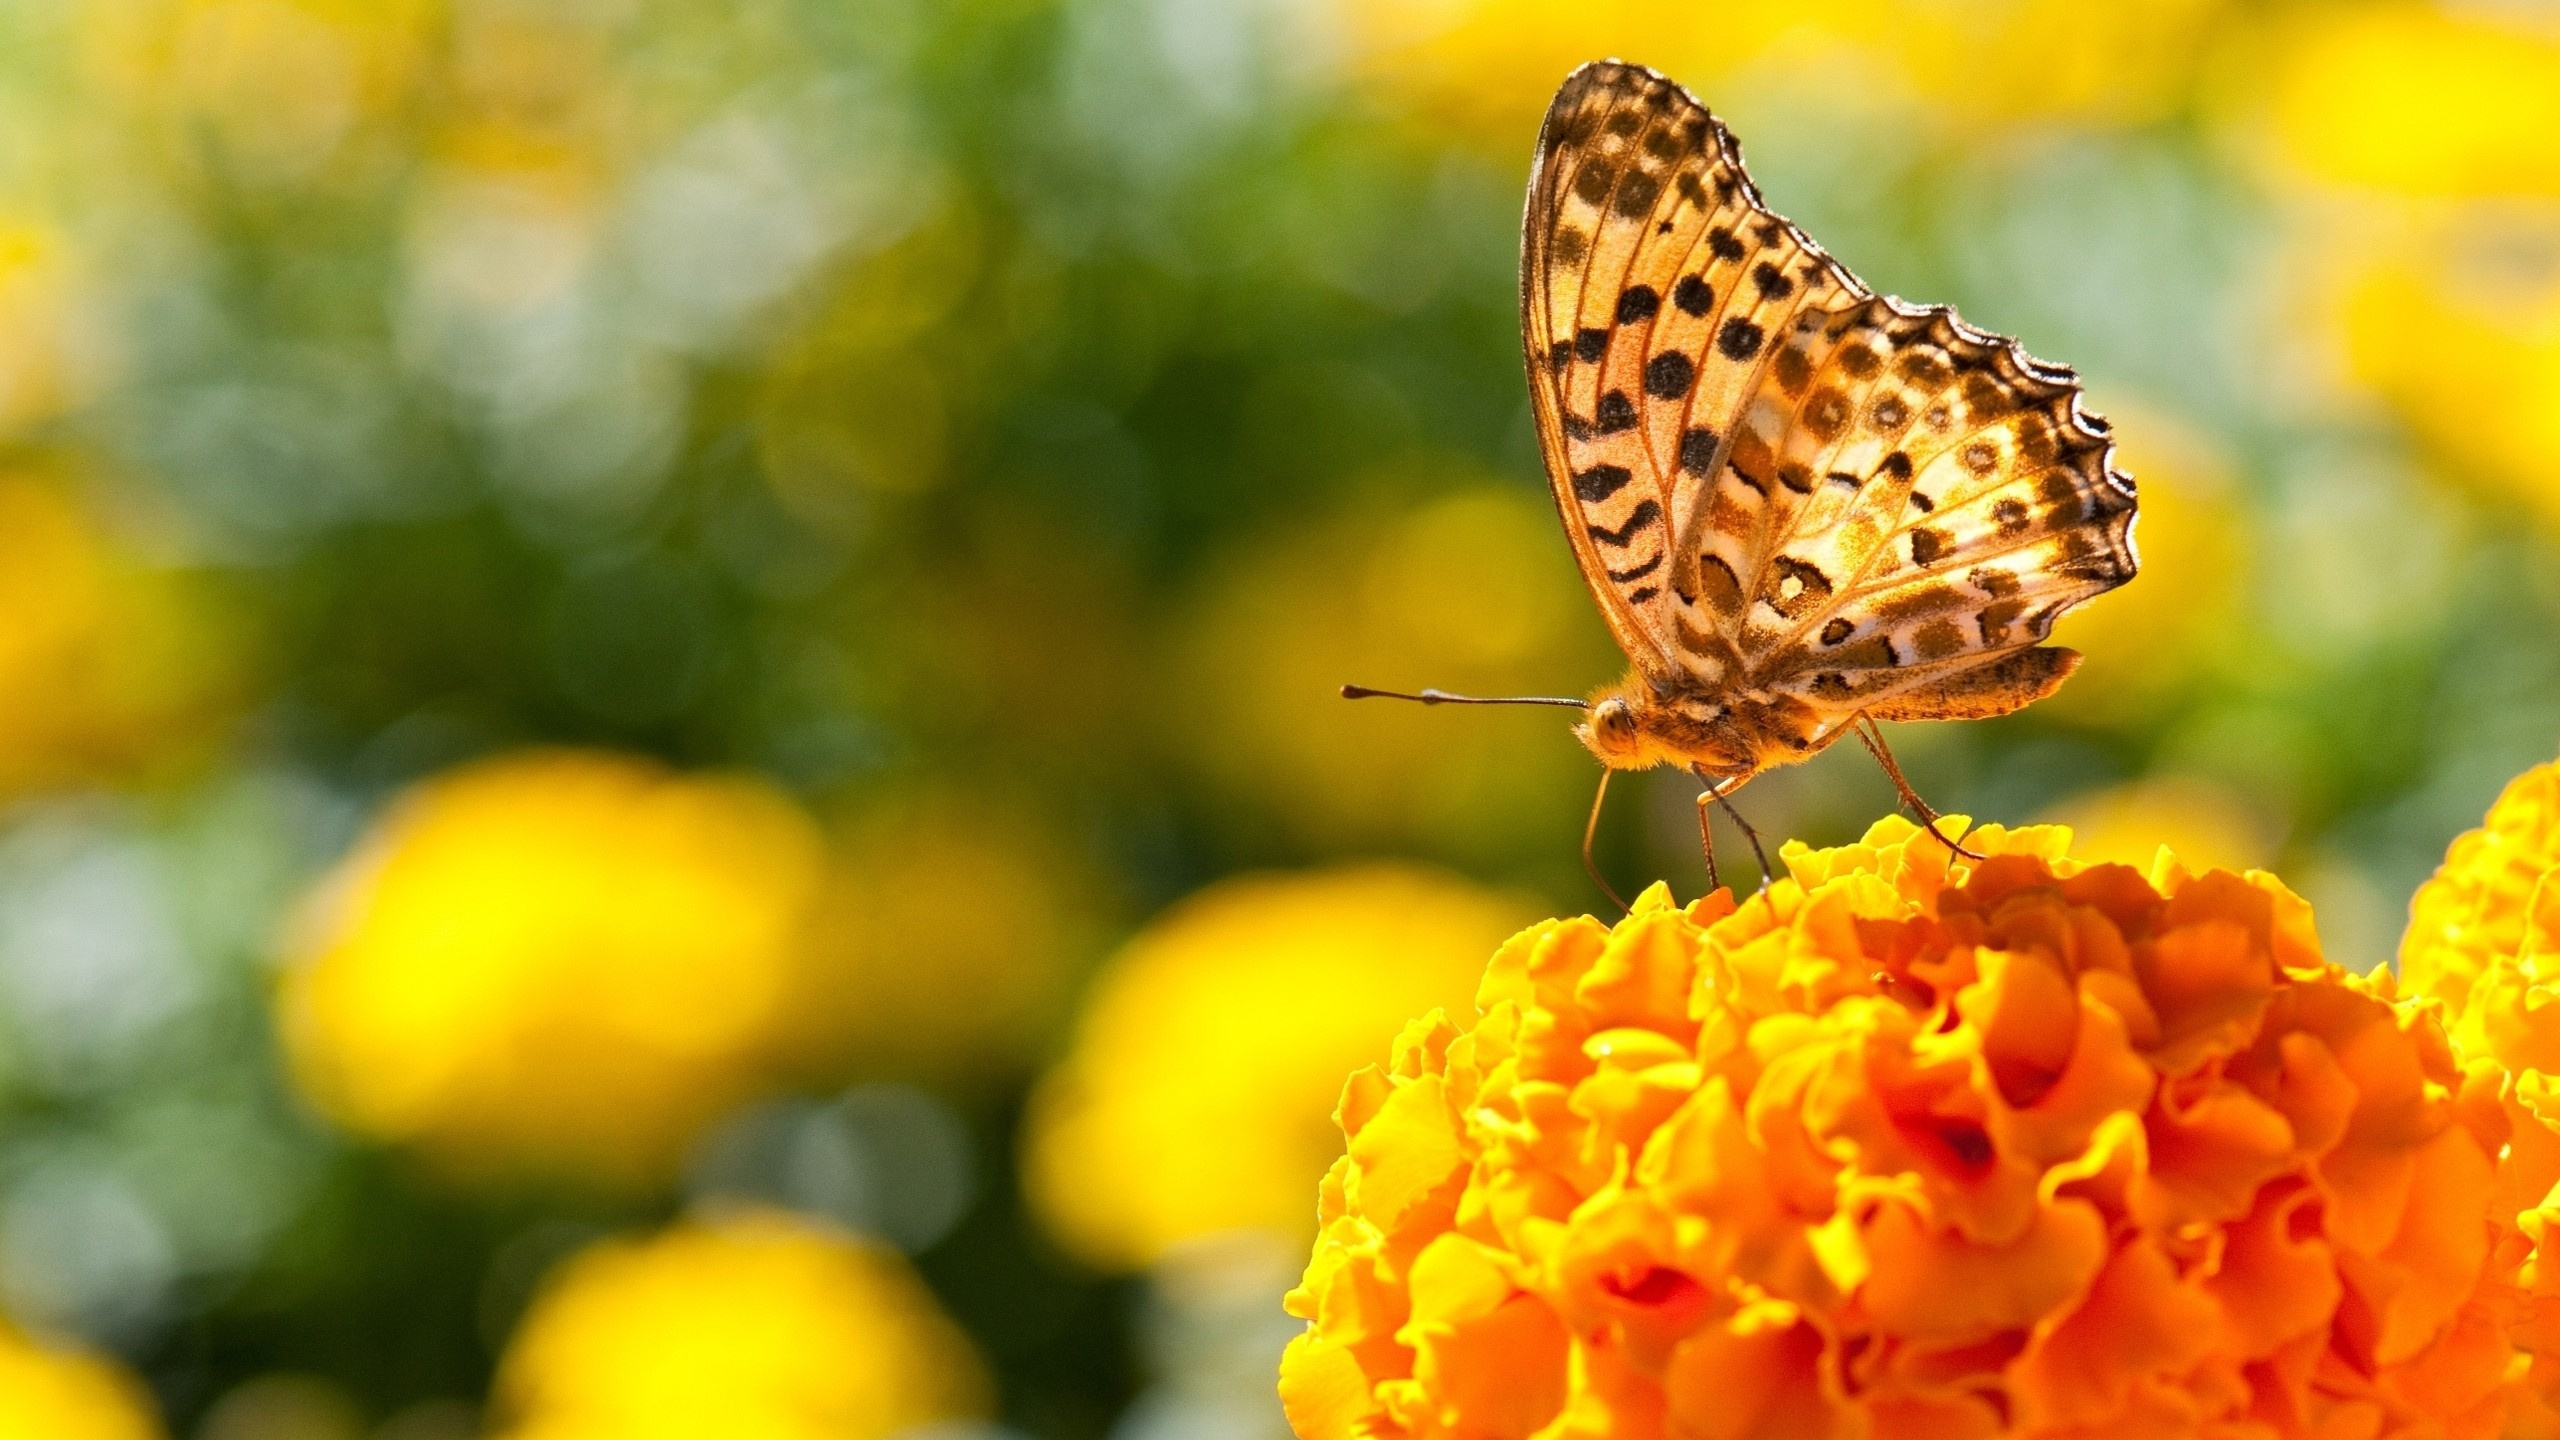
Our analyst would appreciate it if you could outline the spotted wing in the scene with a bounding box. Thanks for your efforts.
[1522,61,1869,683]
[1708,294,2138,725]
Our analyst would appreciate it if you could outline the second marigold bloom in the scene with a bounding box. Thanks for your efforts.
[1283,817,2513,1440]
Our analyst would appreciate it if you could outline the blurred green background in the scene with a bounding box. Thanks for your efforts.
[0,0,2556,1435]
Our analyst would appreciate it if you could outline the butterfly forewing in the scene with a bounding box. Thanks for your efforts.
[1523,60,2134,744]
[1523,61,1867,686]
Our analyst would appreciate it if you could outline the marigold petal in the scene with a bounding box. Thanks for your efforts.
[1279,1330,1385,1440]
[1347,1073,1465,1231]
[1858,1195,2108,1344]
[1659,1297,1842,1440]
[2010,1235,2220,1430]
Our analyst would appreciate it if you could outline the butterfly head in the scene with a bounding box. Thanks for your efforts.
[1576,680,1761,777]
[1579,696,1644,763]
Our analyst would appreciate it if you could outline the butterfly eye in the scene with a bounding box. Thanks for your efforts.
[1591,698,1639,750]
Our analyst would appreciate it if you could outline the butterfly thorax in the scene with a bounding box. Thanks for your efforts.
[1575,669,1834,779]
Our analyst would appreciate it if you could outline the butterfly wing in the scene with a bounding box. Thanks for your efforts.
[1524,61,2135,735]
[1710,295,2137,724]
[1522,61,1870,687]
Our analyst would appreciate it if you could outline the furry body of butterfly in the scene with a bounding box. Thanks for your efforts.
[1524,62,2138,788]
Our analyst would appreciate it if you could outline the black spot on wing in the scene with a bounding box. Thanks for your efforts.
[1751,261,1794,299]
[1595,391,1637,434]
[1616,286,1661,324]
[1614,171,1662,218]
[1576,328,1610,363]
[1573,464,1633,503]
[1717,318,1764,361]
[1706,227,1744,261]
[1677,427,1720,478]
[1574,160,1616,205]
[1644,351,1696,400]
[1588,500,1663,548]
[1606,551,1664,583]
[1673,275,1714,316]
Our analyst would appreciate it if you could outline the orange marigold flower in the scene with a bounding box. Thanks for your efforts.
[1283,816,2516,1440]
[2398,758,2560,1431]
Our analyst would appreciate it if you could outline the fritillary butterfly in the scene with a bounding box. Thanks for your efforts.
[1354,61,2139,895]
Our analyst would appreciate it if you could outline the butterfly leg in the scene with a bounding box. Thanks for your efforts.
[1692,768,1769,894]
[1717,788,1774,892]
[1691,788,1719,895]
[1854,716,1984,862]
[1582,768,1630,916]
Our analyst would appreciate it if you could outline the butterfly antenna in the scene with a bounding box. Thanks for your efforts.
[1582,768,1629,916]
[1341,685,1589,708]
[1853,716,1984,863]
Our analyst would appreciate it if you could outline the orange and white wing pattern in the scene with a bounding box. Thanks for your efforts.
[1522,61,1868,686]
[1524,60,2135,726]
[1724,297,2137,724]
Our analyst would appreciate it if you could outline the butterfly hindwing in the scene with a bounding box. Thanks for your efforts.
[1715,298,2136,717]
[1523,61,1866,685]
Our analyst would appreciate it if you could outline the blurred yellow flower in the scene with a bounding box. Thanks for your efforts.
[0,1322,163,1440]
[2261,4,2560,199]
[489,1209,987,1440]
[1025,865,1534,1272]
[1171,485,1610,863]
[83,0,433,186]
[2040,412,2248,724]
[279,750,828,1188]
[0,218,92,434]
[1284,818,2514,1440]
[2336,230,2560,528]
[2044,773,2277,876]
[1341,0,2230,140]
[783,786,1106,1086]
[0,465,238,799]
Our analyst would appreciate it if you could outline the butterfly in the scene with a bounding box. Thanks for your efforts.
[1349,61,2138,901]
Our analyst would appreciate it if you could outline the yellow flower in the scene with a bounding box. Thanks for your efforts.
[81,0,433,187]
[784,786,1105,1086]
[1170,487,1611,864]
[0,219,93,434]
[1339,0,2231,140]
[2239,7,2560,526]
[2398,759,2560,1064]
[0,1322,163,1440]
[488,1209,987,1440]
[0,465,237,799]
[2043,774,2277,876]
[1025,865,1535,1272]
[2334,236,2560,529]
[1284,818,2514,1440]
[2037,412,2249,725]
[279,750,827,1188]
[2396,757,2560,1428]
[2260,4,2560,199]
